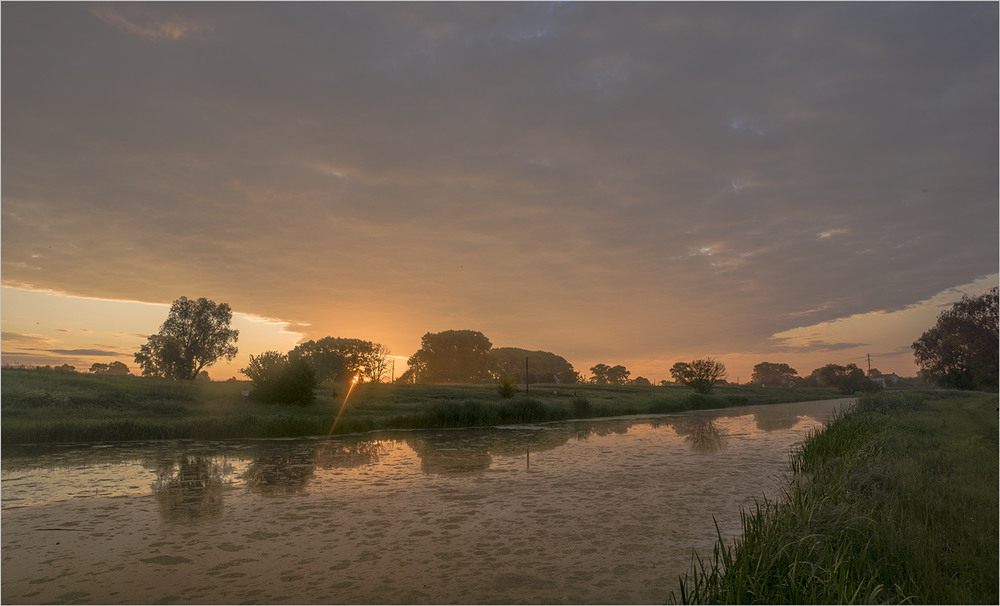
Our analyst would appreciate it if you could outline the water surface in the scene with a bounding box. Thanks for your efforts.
[1,398,849,604]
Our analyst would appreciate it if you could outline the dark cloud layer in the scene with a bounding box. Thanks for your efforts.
[3,2,997,372]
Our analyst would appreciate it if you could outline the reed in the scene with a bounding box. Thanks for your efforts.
[674,391,999,604]
[1,368,844,444]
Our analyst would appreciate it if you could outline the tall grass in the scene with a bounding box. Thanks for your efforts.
[674,391,999,604]
[1,368,845,444]
[385,396,570,429]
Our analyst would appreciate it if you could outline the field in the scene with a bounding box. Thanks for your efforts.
[1,368,841,444]
[674,390,999,604]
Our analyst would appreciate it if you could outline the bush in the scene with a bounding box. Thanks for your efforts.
[242,352,318,406]
[571,395,593,417]
[496,376,518,399]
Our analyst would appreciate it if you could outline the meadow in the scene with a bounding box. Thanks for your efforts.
[674,390,999,604]
[0,368,841,444]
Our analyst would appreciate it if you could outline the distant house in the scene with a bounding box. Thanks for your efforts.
[871,372,900,388]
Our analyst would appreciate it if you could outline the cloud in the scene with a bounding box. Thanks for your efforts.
[771,340,870,353]
[89,5,213,41]
[47,348,126,357]
[110,332,148,339]
[2,3,997,380]
[2,332,56,348]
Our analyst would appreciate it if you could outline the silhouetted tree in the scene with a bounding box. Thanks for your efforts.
[489,347,579,384]
[808,363,880,394]
[672,358,727,394]
[590,363,611,384]
[406,330,492,383]
[289,337,390,383]
[912,287,998,391]
[590,363,630,385]
[90,361,130,375]
[241,350,318,405]
[750,362,798,387]
[134,297,239,380]
[670,362,692,384]
[633,376,652,386]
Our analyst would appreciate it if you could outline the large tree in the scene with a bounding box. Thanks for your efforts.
[912,287,998,391]
[590,363,630,385]
[671,358,727,394]
[90,361,130,376]
[289,337,390,383]
[490,347,580,384]
[750,362,798,387]
[134,296,239,379]
[406,330,492,383]
[807,363,880,394]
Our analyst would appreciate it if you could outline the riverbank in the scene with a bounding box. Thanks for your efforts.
[674,390,999,604]
[1,368,842,445]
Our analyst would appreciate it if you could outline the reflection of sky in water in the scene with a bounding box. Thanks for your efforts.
[2,398,851,605]
[1,399,844,509]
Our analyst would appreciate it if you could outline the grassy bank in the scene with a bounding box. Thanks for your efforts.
[1,368,841,444]
[674,390,999,604]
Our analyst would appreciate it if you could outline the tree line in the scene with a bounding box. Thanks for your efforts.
[18,287,992,405]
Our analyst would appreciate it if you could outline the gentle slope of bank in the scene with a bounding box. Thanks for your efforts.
[674,390,999,604]
[1,368,842,444]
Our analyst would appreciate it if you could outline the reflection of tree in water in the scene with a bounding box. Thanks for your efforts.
[670,419,726,453]
[313,440,388,470]
[406,435,494,474]
[150,455,230,522]
[243,453,315,494]
[402,428,561,475]
[243,440,389,493]
[404,423,639,475]
[570,420,632,441]
[753,410,801,432]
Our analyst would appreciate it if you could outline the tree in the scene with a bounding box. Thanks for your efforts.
[633,376,652,386]
[134,297,239,379]
[406,330,492,383]
[589,363,630,385]
[289,337,391,383]
[590,363,611,384]
[606,365,630,385]
[808,363,880,394]
[750,362,798,387]
[241,351,318,405]
[672,358,727,394]
[670,362,692,384]
[90,361,130,376]
[489,347,580,384]
[365,343,392,384]
[912,287,998,391]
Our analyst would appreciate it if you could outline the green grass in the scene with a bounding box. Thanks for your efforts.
[1,368,843,445]
[673,390,999,604]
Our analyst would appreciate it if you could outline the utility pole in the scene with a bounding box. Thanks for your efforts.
[525,357,530,393]
[867,353,871,374]
[391,358,395,383]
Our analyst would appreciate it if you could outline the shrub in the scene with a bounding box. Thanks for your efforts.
[571,395,593,417]
[496,376,518,399]
[241,351,318,406]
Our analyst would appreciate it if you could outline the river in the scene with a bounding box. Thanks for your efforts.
[1,398,850,604]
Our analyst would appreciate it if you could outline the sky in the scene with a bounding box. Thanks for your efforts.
[2,2,997,383]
